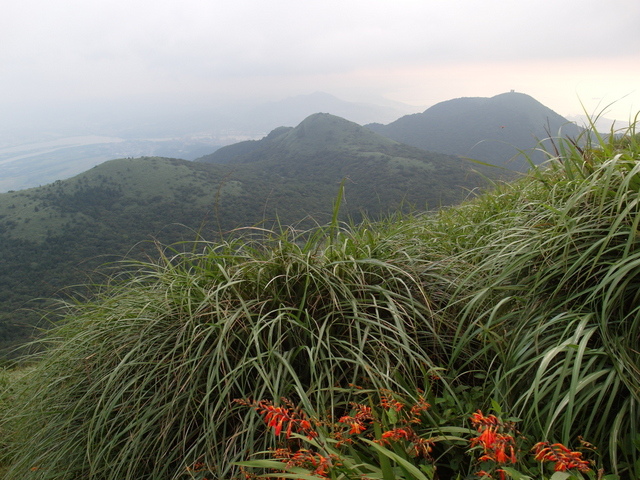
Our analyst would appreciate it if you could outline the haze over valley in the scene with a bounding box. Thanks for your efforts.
[0,92,422,192]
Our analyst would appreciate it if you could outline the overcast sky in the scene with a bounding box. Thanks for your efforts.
[2,0,639,132]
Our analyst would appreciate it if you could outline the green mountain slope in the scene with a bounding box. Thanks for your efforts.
[0,157,229,351]
[196,112,507,234]
[367,91,583,171]
[197,112,403,163]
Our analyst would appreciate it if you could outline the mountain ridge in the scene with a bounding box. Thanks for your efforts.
[197,113,406,164]
[366,91,583,171]
[0,92,419,192]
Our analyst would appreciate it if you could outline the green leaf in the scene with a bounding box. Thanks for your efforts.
[386,407,398,424]
[361,438,434,480]
[499,466,533,479]
[548,472,576,480]
[490,399,503,415]
[234,460,328,480]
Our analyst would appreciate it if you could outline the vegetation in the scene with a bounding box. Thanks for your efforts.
[236,390,602,480]
[0,115,500,354]
[1,117,639,479]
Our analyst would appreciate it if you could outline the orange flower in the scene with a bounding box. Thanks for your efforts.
[237,398,318,439]
[471,426,498,450]
[413,437,434,458]
[408,395,431,423]
[338,416,367,435]
[378,426,433,458]
[338,403,373,435]
[469,411,517,466]
[381,427,412,441]
[380,390,405,412]
[274,449,333,478]
[475,470,493,478]
[532,442,590,473]
[494,444,509,464]
[470,411,500,428]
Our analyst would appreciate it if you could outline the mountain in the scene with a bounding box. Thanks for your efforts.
[366,91,583,171]
[196,113,505,213]
[0,113,503,355]
[197,112,400,163]
[0,92,418,193]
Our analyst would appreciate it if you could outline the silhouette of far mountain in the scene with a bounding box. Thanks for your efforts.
[242,92,420,133]
[366,92,583,171]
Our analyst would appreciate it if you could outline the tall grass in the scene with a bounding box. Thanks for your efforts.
[2,118,640,479]
[2,221,467,480]
[418,121,640,476]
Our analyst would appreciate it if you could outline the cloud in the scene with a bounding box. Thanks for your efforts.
[0,0,638,123]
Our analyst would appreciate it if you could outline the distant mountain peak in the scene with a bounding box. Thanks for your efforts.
[248,92,420,129]
[292,111,367,132]
[367,92,582,171]
[198,113,400,164]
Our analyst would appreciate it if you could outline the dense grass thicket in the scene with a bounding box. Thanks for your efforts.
[1,119,639,479]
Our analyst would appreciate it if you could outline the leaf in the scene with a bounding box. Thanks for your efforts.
[233,461,329,480]
[386,407,398,424]
[499,466,533,479]
[548,472,575,480]
[361,438,434,480]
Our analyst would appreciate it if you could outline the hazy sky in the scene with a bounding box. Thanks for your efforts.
[2,0,639,131]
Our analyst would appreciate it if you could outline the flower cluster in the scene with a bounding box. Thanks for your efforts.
[337,403,373,435]
[468,410,593,479]
[469,410,518,480]
[271,448,334,477]
[378,426,434,458]
[235,398,317,439]
[237,393,597,480]
[338,389,434,458]
[533,441,591,473]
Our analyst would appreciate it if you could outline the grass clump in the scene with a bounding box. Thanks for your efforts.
[417,122,640,475]
[2,118,640,479]
[2,223,461,480]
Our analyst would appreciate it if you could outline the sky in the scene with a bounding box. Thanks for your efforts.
[2,0,639,134]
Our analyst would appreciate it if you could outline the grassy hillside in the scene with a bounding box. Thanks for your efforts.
[1,120,638,479]
[0,115,501,354]
[0,156,231,352]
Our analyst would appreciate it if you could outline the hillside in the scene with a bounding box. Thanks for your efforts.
[3,123,639,479]
[367,91,583,171]
[198,112,406,163]
[0,157,227,350]
[0,114,502,354]
[196,112,506,230]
